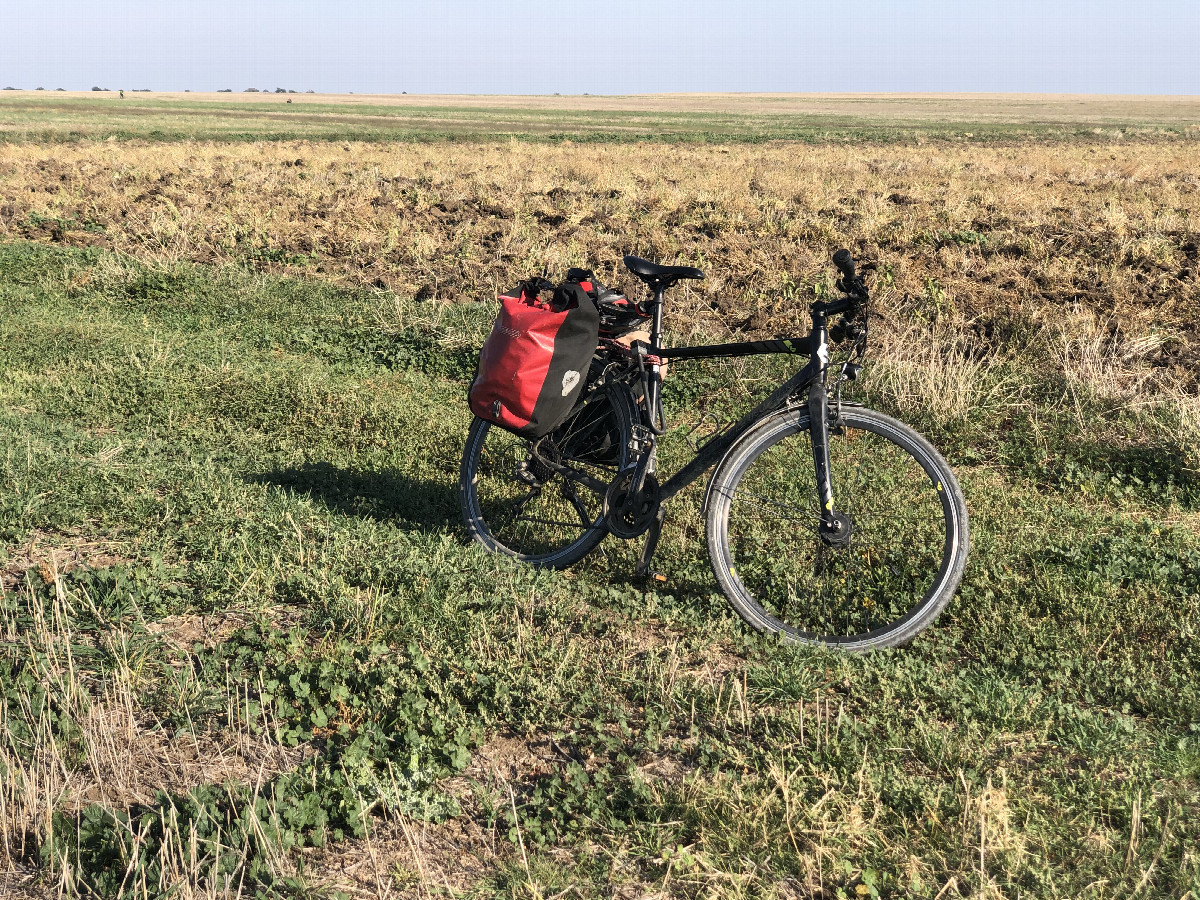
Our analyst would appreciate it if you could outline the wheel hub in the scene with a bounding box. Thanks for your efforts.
[818,511,854,549]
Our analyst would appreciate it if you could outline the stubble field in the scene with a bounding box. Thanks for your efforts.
[2,91,1200,143]
[1,97,1199,899]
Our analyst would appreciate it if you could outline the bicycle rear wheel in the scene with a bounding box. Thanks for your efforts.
[705,405,968,650]
[460,385,634,568]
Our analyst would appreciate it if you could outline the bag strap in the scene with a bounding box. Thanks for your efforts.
[552,281,593,312]
[518,276,556,302]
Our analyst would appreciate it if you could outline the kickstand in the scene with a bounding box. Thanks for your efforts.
[634,507,667,580]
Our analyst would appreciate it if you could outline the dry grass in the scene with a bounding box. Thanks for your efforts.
[0,560,307,899]
[0,530,131,595]
[1,138,1196,417]
[295,814,501,900]
[0,142,1193,310]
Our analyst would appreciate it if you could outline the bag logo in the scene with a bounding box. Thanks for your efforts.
[561,370,580,396]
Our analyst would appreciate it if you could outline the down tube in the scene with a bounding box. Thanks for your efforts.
[659,360,819,503]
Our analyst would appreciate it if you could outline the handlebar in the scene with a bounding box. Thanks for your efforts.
[833,249,856,282]
[811,249,870,320]
[814,296,857,318]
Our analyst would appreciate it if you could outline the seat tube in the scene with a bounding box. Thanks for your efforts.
[647,285,665,412]
[644,286,666,464]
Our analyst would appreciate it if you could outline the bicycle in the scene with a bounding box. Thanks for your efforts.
[460,251,969,650]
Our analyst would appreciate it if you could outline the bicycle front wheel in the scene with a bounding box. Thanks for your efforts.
[705,405,968,650]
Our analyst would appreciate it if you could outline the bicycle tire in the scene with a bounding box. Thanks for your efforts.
[705,405,968,650]
[460,385,635,568]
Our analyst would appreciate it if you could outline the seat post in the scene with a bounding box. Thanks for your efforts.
[644,284,668,437]
[650,285,666,352]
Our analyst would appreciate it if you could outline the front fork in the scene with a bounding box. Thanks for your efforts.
[809,380,852,548]
[807,321,855,547]
[807,380,836,522]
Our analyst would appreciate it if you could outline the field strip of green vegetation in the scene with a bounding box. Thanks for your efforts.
[3,94,1200,144]
[1,242,1198,897]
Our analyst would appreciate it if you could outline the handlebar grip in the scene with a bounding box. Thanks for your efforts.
[832,249,856,282]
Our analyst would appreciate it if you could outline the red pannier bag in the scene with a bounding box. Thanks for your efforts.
[469,279,600,438]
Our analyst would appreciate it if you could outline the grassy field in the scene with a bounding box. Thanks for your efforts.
[2,92,1200,143]
[2,103,1200,897]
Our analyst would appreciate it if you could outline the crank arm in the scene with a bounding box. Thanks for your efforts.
[633,506,667,577]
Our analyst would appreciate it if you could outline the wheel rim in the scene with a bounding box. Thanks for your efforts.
[464,394,630,564]
[714,413,958,644]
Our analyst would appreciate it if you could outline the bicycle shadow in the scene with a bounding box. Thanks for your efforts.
[247,462,460,531]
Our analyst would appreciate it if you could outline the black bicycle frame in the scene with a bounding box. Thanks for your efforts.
[643,289,836,519]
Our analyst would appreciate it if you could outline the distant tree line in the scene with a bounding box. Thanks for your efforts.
[1,86,320,93]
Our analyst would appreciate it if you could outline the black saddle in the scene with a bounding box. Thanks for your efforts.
[623,255,705,290]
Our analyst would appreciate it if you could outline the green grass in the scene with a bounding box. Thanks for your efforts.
[2,95,1198,144]
[1,242,1199,897]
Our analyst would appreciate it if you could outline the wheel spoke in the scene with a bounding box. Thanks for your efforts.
[461,388,632,566]
[728,489,820,525]
[710,408,966,648]
[510,515,595,530]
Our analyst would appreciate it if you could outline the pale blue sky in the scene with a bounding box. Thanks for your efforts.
[1,0,1197,94]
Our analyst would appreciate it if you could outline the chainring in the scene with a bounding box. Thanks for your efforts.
[603,471,661,539]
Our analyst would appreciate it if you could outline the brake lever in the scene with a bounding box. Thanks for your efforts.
[836,274,869,299]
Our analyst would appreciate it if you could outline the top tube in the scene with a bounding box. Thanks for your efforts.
[657,336,817,361]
